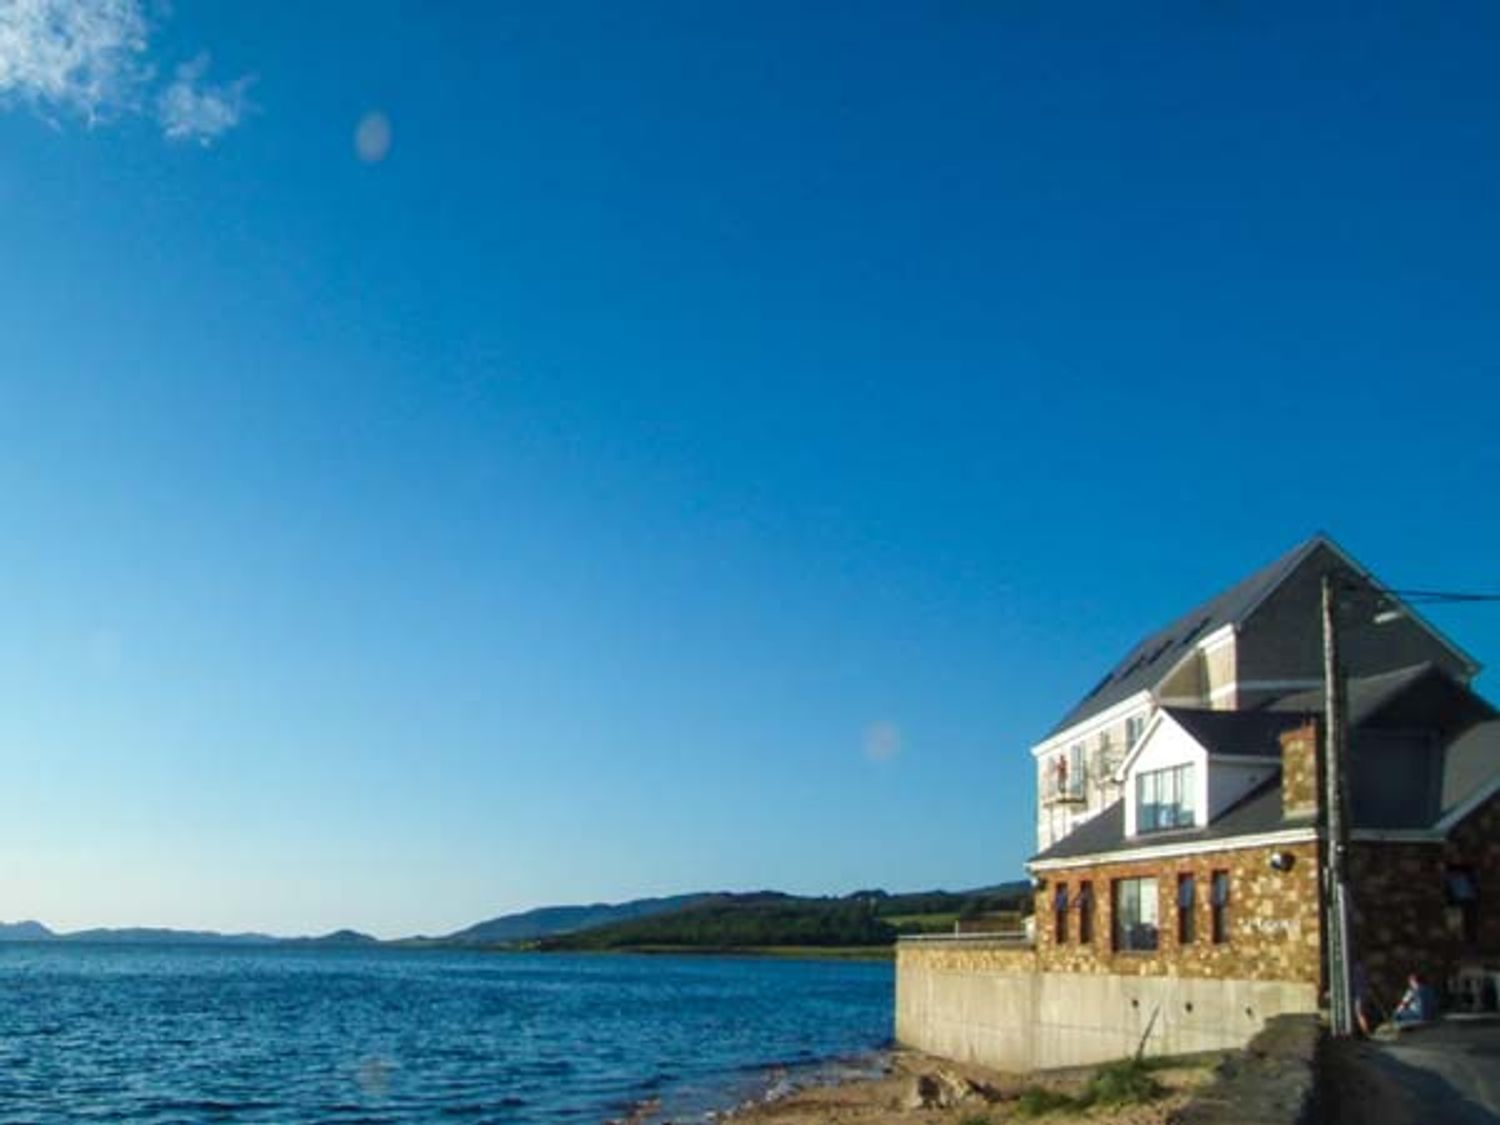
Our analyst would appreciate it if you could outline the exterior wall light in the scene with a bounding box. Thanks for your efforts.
[1269,851,1295,872]
[1030,874,1047,891]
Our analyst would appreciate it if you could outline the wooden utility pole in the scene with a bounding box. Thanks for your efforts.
[1321,573,1354,1036]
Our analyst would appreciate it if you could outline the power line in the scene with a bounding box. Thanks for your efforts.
[1380,588,1500,605]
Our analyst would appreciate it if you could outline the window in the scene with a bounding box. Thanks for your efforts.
[1078,881,1094,944]
[1177,873,1196,944]
[1054,883,1070,944]
[1068,743,1086,795]
[1446,867,1479,946]
[1125,714,1145,751]
[1112,877,1159,952]
[1211,870,1230,944]
[1136,764,1195,832]
[1046,746,1086,802]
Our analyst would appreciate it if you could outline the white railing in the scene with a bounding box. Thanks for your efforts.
[897,931,1033,945]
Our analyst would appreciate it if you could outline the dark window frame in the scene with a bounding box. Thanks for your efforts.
[1078,881,1094,945]
[1446,866,1480,947]
[1210,870,1230,944]
[1053,883,1070,944]
[1177,872,1196,945]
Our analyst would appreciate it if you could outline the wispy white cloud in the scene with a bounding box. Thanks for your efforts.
[0,0,251,142]
[158,53,251,145]
[0,0,149,122]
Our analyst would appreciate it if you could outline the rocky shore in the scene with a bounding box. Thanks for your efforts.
[720,1049,1217,1125]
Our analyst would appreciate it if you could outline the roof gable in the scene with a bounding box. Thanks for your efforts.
[1045,537,1326,737]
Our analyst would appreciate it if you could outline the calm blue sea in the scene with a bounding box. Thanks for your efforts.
[0,944,893,1123]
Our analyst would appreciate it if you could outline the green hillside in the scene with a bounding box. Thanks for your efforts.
[536,883,1031,952]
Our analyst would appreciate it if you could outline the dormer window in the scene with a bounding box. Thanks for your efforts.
[1136,764,1195,832]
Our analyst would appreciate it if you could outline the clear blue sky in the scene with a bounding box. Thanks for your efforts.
[1,3,1496,938]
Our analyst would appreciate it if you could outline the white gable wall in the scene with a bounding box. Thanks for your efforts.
[1123,715,1208,836]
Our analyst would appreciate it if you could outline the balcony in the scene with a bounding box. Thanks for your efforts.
[1041,776,1087,806]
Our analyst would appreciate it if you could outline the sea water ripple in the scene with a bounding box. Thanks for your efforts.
[0,944,892,1123]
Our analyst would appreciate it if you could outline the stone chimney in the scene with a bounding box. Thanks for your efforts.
[1279,718,1321,819]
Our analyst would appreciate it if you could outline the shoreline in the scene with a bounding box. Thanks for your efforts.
[705,1048,1220,1124]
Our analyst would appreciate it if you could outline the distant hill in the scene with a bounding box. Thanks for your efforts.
[440,894,712,945]
[537,883,1034,952]
[0,920,56,942]
[539,892,896,951]
[282,929,380,946]
[59,928,278,945]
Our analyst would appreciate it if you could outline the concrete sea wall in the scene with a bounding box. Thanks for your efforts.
[895,937,1318,1072]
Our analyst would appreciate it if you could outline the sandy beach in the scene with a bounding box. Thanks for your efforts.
[722,1049,1216,1125]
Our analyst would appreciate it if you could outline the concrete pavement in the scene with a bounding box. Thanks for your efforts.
[1323,1017,1500,1125]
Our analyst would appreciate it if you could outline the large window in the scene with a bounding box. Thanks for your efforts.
[1136,764,1195,832]
[1112,877,1159,952]
[1054,883,1070,944]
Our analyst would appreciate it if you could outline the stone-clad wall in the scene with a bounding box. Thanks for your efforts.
[1279,720,1320,818]
[1349,789,1500,1008]
[1449,792,1500,952]
[895,939,1037,975]
[1347,841,1447,1009]
[1034,841,1322,985]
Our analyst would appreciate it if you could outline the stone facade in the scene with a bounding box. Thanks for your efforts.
[1033,841,1322,985]
[1278,719,1320,819]
[1348,789,1500,1007]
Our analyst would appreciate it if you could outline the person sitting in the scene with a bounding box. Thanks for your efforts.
[1352,962,1375,1036]
[1391,972,1438,1027]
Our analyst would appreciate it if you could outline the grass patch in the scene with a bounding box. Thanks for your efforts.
[1013,1057,1166,1117]
[1014,1087,1079,1117]
[958,1115,993,1125]
[1085,1057,1166,1105]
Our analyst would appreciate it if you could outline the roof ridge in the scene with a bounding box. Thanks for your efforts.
[1042,535,1330,738]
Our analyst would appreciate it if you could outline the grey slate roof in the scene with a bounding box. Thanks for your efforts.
[1045,537,1328,738]
[1163,708,1311,759]
[1030,779,1297,864]
[1443,720,1500,815]
[1273,663,1494,731]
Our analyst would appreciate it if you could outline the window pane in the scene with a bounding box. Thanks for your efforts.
[1177,874,1196,908]
[1139,880,1159,928]
[1136,764,1195,832]
[1113,877,1159,952]
[1211,872,1230,906]
[1446,869,1477,903]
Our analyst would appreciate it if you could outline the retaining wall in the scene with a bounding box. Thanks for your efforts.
[895,937,1318,1072]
